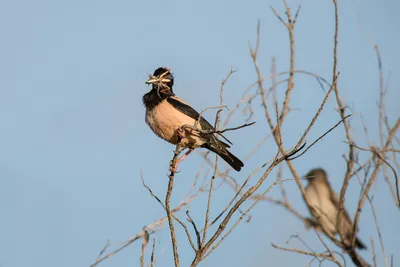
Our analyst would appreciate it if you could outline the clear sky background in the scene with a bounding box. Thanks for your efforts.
[0,0,399,266]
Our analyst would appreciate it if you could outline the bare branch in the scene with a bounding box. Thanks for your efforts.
[140,228,149,267]
[166,145,182,267]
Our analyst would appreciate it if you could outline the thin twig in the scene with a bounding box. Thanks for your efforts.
[271,243,341,265]
[201,68,234,247]
[332,0,357,247]
[150,238,156,267]
[288,114,350,160]
[186,210,201,250]
[96,239,110,262]
[366,194,388,267]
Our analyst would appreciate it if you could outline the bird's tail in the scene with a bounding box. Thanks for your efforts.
[203,140,244,172]
[344,234,367,250]
[355,237,367,250]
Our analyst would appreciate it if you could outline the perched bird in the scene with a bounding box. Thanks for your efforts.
[304,168,367,249]
[142,67,244,171]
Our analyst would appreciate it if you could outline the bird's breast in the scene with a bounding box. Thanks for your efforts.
[145,100,205,146]
[305,185,337,233]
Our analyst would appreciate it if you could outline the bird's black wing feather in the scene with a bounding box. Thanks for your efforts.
[167,97,232,146]
[167,97,214,130]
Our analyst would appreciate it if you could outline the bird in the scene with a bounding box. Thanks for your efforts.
[142,67,244,171]
[304,168,367,249]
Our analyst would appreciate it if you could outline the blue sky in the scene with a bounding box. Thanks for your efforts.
[0,0,399,266]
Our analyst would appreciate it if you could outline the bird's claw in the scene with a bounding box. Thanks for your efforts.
[177,126,186,140]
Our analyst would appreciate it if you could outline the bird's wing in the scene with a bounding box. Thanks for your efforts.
[329,188,353,224]
[167,96,232,146]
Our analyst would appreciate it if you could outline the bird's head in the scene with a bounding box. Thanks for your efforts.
[305,168,328,184]
[145,67,174,93]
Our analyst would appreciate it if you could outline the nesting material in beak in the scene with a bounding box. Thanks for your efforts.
[145,77,157,84]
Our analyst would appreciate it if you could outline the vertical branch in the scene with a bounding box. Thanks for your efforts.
[371,237,377,267]
[366,193,389,267]
[331,0,355,244]
[279,7,298,123]
[140,229,149,267]
[375,45,385,147]
[166,145,182,267]
[251,21,275,134]
[201,68,235,246]
[271,56,277,110]
[270,3,301,124]
[332,0,339,78]
[150,238,156,267]
[201,132,218,246]
[374,45,399,207]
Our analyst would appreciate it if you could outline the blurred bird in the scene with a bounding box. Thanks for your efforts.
[142,67,244,171]
[304,168,367,249]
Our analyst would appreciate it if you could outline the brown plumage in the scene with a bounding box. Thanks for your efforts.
[143,67,244,171]
[305,168,367,249]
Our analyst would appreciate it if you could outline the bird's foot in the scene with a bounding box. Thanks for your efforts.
[177,126,186,140]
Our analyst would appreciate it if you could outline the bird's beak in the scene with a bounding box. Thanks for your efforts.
[145,78,157,84]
